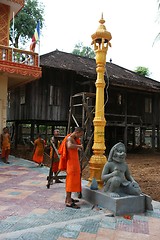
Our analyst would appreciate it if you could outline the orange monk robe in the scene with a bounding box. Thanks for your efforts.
[66,145,82,193]
[58,134,71,171]
[1,133,10,159]
[32,139,45,164]
[58,135,81,193]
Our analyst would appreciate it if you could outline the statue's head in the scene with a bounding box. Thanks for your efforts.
[108,142,126,163]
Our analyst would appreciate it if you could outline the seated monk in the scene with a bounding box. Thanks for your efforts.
[101,142,142,198]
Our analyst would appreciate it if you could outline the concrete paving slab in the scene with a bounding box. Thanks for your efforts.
[0,155,160,240]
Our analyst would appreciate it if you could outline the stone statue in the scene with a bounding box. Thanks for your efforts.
[101,142,142,198]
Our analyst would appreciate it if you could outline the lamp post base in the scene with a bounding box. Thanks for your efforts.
[88,154,107,189]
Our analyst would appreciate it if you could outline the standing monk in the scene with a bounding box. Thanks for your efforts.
[32,134,45,167]
[59,127,84,209]
[1,127,11,164]
[49,129,62,183]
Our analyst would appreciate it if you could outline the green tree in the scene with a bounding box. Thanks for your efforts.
[10,0,44,48]
[134,66,150,77]
[72,42,95,58]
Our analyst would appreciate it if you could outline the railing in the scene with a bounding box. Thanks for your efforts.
[0,45,39,67]
[8,0,24,5]
[106,113,143,125]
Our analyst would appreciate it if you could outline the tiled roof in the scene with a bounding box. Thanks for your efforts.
[40,50,160,92]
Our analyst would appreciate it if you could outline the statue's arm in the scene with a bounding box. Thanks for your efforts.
[125,165,135,182]
[101,163,115,182]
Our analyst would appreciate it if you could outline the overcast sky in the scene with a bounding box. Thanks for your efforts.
[38,0,160,81]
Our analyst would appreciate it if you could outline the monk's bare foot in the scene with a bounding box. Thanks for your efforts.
[66,202,80,209]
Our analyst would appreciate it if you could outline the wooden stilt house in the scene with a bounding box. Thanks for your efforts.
[7,50,160,152]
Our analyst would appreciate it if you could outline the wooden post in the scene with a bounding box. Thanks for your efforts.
[31,122,35,141]
[157,126,160,151]
[124,92,127,148]
[14,121,18,149]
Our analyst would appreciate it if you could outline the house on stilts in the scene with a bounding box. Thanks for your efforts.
[7,50,160,153]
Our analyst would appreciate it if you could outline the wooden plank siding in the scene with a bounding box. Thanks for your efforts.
[8,67,91,124]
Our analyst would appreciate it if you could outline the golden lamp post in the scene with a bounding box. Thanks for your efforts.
[88,14,112,188]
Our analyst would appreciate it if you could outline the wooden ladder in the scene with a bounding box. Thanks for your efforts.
[67,92,96,171]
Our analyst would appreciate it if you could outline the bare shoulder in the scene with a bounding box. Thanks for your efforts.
[66,136,72,143]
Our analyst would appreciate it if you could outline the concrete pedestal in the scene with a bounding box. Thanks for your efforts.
[82,184,153,216]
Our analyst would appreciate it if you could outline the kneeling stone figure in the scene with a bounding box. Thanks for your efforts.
[101,142,142,198]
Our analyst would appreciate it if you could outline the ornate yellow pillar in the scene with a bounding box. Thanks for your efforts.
[88,15,112,188]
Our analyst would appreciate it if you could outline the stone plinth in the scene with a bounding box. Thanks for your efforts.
[82,184,153,216]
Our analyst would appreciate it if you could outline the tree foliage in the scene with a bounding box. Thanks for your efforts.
[10,0,44,48]
[134,66,150,77]
[72,42,95,58]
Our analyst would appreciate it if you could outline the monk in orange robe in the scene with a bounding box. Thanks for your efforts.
[1,127,11,164]
[32,134,45,167]
[63,127,84,209]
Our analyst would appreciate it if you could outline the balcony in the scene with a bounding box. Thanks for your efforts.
[0,45,42,89]
[0,0,25,20]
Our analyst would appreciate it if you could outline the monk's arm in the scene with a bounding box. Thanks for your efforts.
[66,137,83,150]
[8,134,11,143]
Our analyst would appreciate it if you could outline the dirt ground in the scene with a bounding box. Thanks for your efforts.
[126,152,160,202]
[10,146,160,202]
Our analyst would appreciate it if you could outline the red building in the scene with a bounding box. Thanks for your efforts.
[0,0,41,133]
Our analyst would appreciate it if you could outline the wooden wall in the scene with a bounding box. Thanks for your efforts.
[7,66,160,151]
[8,67,92,122]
